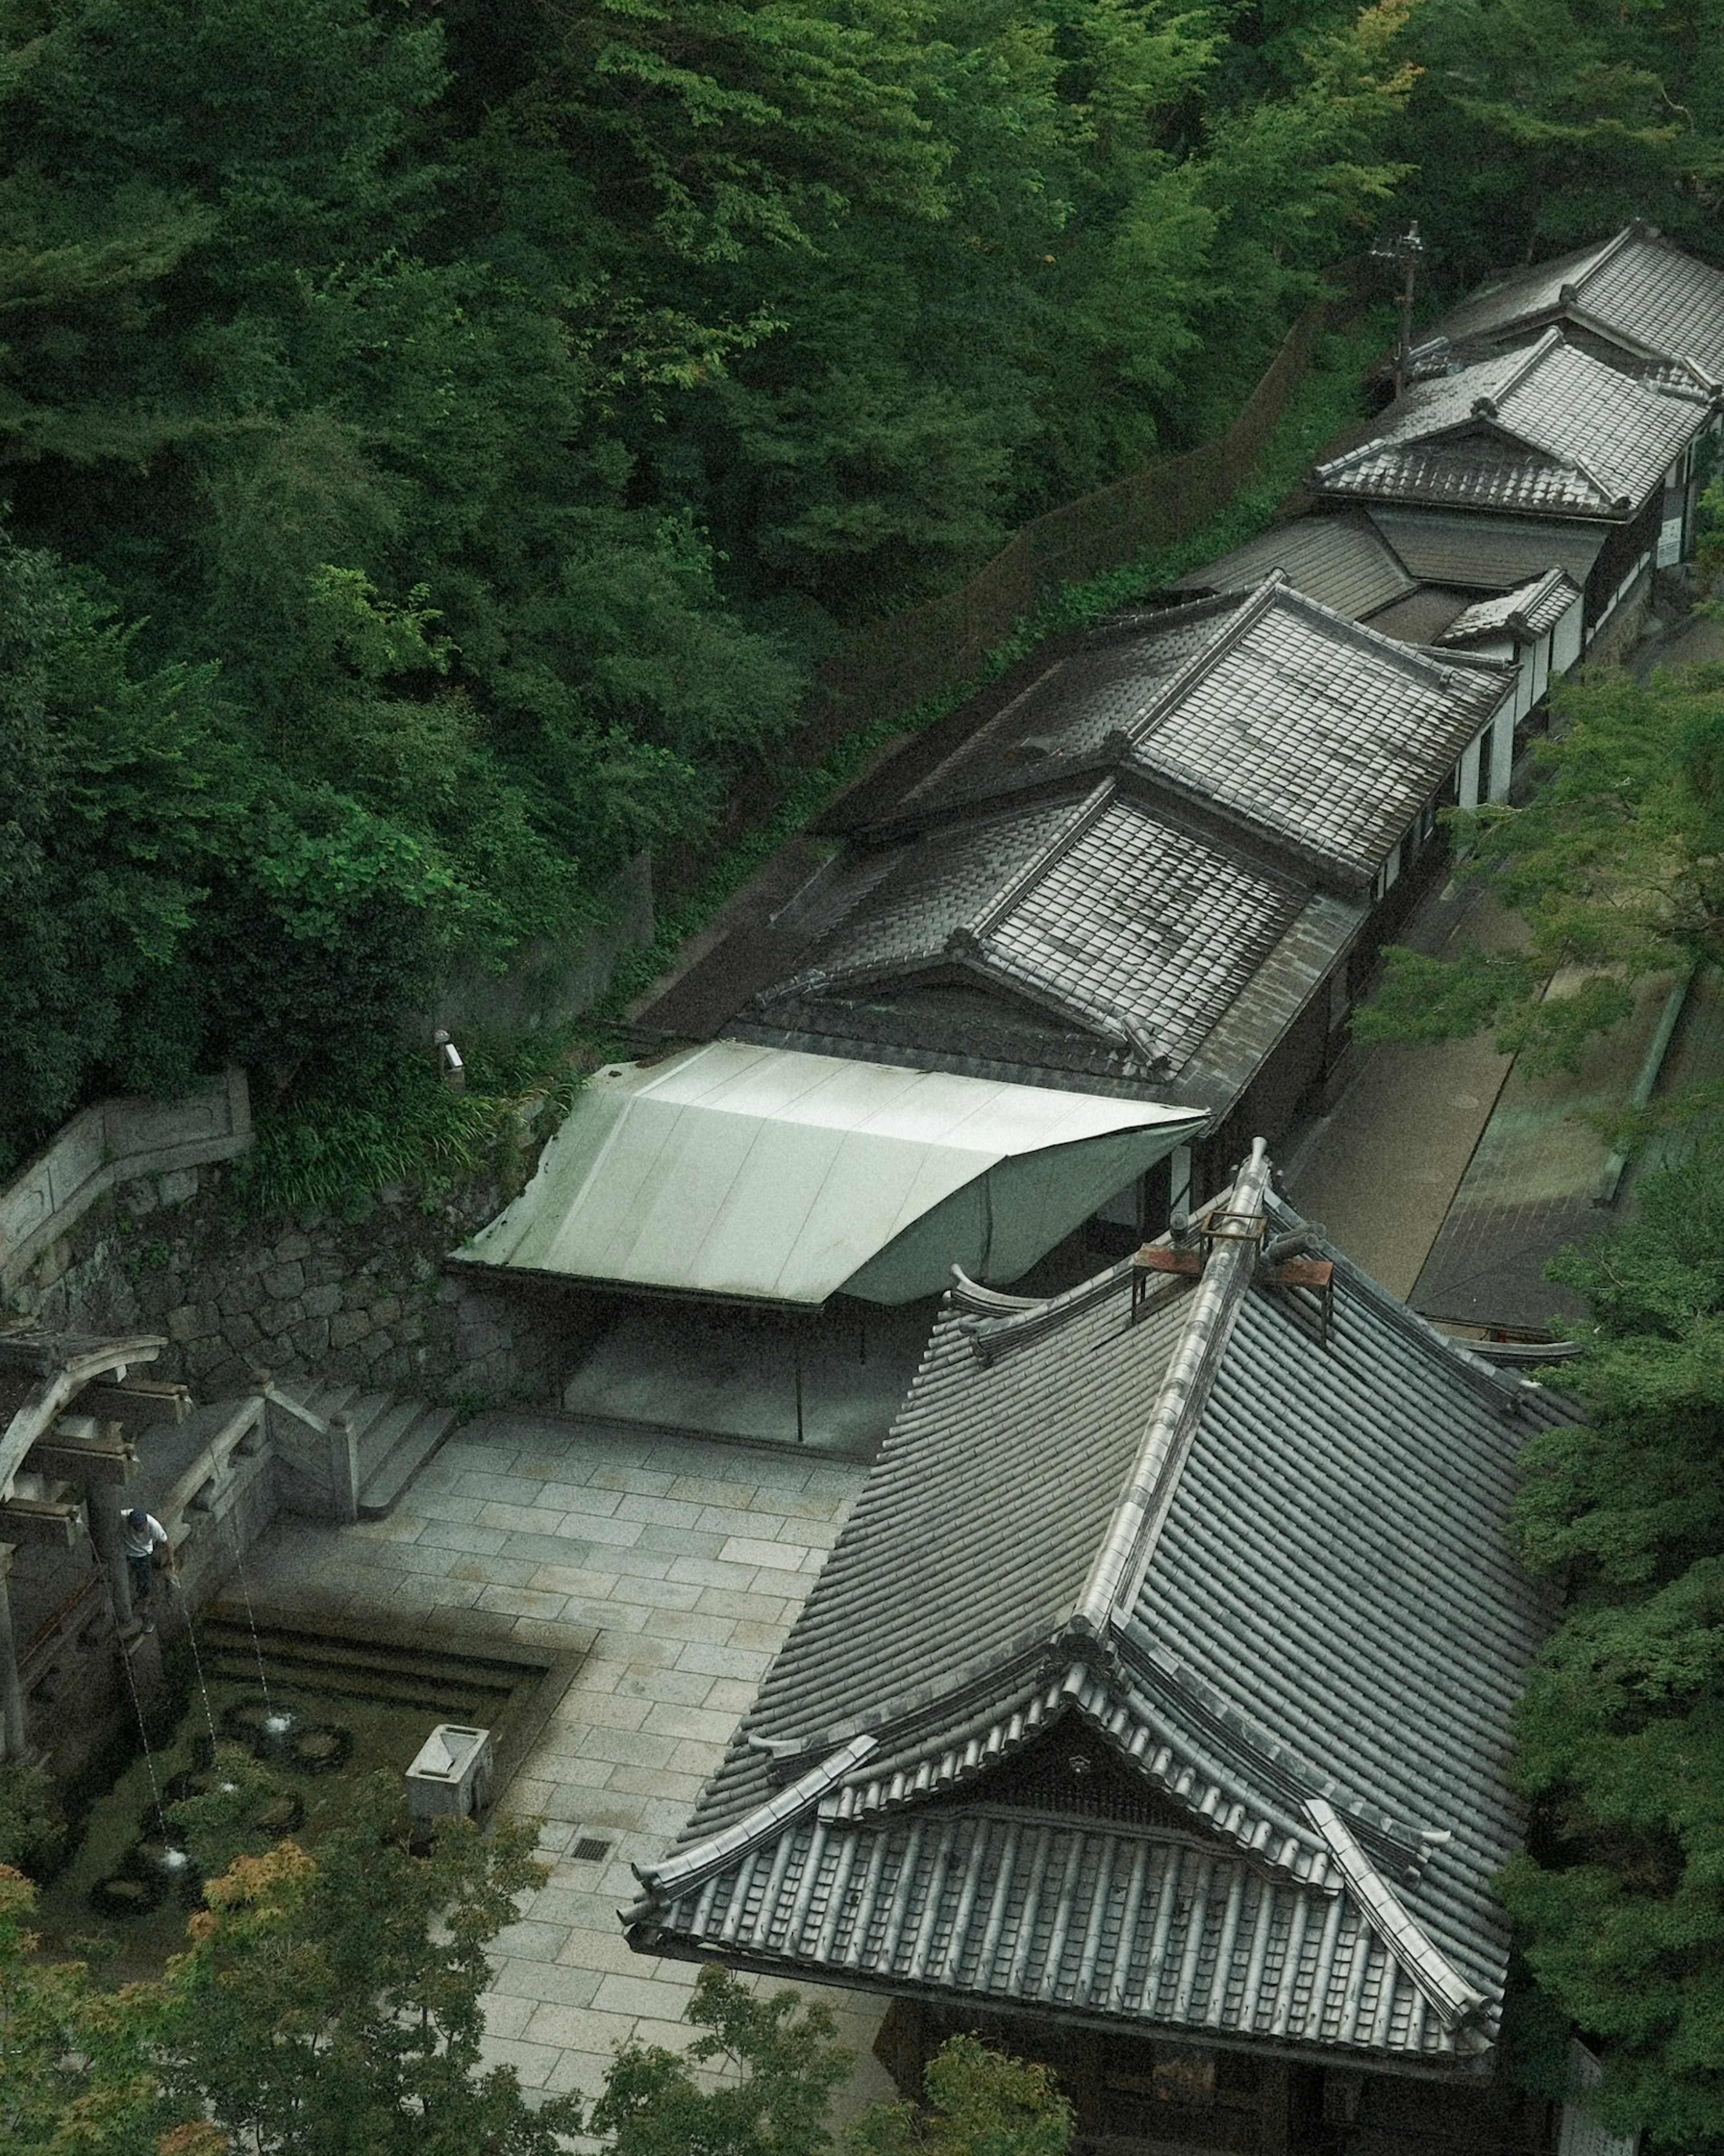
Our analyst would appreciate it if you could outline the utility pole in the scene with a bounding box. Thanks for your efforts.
[1371,221,1426,401]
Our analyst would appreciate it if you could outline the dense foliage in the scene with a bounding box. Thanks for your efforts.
[0,1814,1069,2156]
[1359,664,1724,1077]
[4,0,1724,1173]
[0,1776,583,2154]
[1499,1143,1724,2151]
[0,0,1417,1173]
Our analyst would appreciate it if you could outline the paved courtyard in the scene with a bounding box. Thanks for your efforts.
[239,1410,894,2123]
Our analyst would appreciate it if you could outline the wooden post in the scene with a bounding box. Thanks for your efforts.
[0,1544,26,1760]
[86,1486,134,1629]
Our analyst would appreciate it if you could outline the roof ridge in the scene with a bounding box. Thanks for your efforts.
[968,779,1115,940]
[1491,323,1566,405]
[1260,575,1470,691]
[631,1732,880,1898]
[1563,220,1644,300]
[1306,1796,1487,2028]
[1262,1191,1545,1420]
[1071,1139,1273,1635]
[1120,573,1289,749]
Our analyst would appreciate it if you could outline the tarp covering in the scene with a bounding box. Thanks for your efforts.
[452,1042,1202,1307]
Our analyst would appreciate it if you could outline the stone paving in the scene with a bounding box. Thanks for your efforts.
[239,1409,894,2125]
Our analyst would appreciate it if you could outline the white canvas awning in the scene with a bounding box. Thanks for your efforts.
[452,1041,1204,1308]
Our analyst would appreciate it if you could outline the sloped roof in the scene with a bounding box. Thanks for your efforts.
[755,785,1318,1077]
[627,1149,1572,2067]
[1364,507,1606,590]
[888,578,1511,887]
[1440,569,1580,647]
[731,578,1502,1111]
[1316,331,1709,520]
[1419,222,1724,383]
[450,1041,1200,1308]
[1119,580,1509,880]
[1170,513,1417,619]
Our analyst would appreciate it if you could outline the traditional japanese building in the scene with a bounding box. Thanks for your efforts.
[1407,220,1724,390]
[1170,520,1583,773]
[624,1142,1574,2152]
[728,573,1514,1208]
[1310,331,1716,641]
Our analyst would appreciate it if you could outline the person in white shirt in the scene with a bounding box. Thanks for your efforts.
[121,1507,176,1629]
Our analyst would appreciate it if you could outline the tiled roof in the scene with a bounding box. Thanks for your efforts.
[627,1153,1572,2066]
[1315,331,1709,519]
[1170,513,1417,619]
[1363,507,1605,590]
[880,578,1511,886]
[1121,581,1509,881]
[1420,223,1724,382]
[734,882,1363,1120]
[756,787,1311,1076]
[1440,569,1580,646]
[904,598,1238,811]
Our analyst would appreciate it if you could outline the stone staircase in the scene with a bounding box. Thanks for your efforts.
[269,1382,460,1520]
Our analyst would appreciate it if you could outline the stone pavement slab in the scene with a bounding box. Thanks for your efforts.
[236,1406,895,2132]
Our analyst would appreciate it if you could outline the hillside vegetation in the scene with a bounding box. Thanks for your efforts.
[2,0,1722,1169]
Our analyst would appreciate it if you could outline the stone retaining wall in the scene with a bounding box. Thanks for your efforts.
[0,1070,252,1291]
[3,1163,573,1411]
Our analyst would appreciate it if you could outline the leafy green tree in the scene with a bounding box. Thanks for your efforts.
[0,0,1422,1174]
[0,1849,1071,2155]
[0,1777,581,2155]
[588,1963,1072,2156]
[1358,664,1724,1075]
[1497,1137,1724,2151]
[1396,0,1724,299]
[846,2030,1073,2156]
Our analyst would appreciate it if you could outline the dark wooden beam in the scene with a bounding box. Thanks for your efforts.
[78,1377,192,1428]
[0,1499,82,1547]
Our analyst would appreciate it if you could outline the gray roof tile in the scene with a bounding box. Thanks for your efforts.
[1122,582,1509,879]
[1421,223,1724,382]
[1363,507,1605,590]
[1171,513,1417,619]
[627,1156,1572,2067]
[759,789,1310,1074]
[1440,569,1579,645]
[1316,331,1708,519]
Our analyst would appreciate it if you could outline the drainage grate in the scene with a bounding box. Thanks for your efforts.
[573,1837,612,1863]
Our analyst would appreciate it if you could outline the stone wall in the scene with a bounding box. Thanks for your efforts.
[3,1162,577,1411]
[0,1070,252,1292]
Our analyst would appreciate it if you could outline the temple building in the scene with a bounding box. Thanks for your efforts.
[625,1141,1575,2154]
[1406,219,1724,390]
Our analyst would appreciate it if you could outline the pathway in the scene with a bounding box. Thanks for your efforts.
[1284,885,1524,1296]
[238,1411,892,2123]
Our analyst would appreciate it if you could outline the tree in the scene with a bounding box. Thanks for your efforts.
[0,1775,581,2156]
[0,1849,1073,2156]
[846,2030,1073,2156]
[1394,0,1724,299]
[1495,1136,1724,2152]
[0,0,1423,1176]
[588,1963,1073,2156]
[1357,664,1724,1076]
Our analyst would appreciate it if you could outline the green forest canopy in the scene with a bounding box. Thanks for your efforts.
[4,0,1724,1172]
